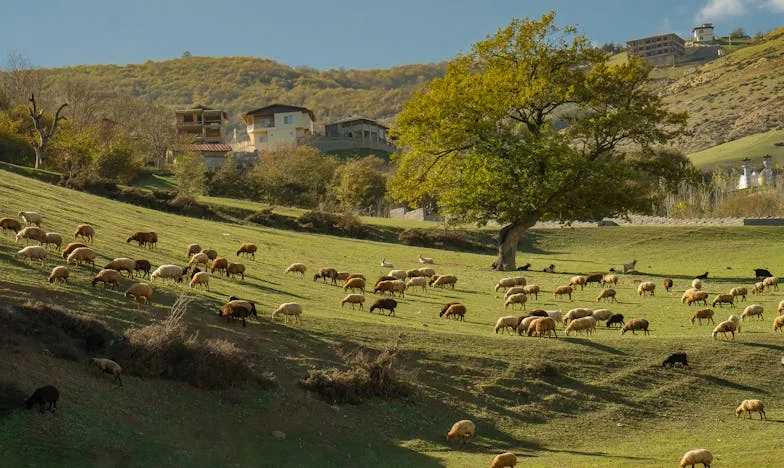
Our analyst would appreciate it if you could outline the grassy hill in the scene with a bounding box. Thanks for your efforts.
[2,166,784,464]
[688,129,784,170]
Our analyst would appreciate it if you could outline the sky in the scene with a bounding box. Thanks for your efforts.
[1,0,783,70]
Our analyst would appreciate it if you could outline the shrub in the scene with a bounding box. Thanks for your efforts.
[245,207,299,230]
[299,335,413,404]
[297,210,368,238]
[398,228,484,251]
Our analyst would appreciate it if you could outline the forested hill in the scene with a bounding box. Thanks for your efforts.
[38,56,447,127]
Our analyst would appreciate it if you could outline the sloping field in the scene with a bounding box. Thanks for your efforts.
[1,170,783,466]
[687,129,784,170]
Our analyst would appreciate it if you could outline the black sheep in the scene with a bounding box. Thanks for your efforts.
[606,313,625,328]
[662,352,689,368]
[754,268,773,279]
[25,385,59,414]
[516,263,531,271]
[528,309,548,317]
[369,298,398,316]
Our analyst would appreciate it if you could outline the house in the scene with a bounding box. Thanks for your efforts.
[324,115,389,142]
[626,33,686,66]
[175,105,227,144]
[242,104,315,151]
[693,23,715,43]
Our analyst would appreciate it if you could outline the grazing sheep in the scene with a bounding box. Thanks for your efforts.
[89,357,123,386]
[418,254,434,264]
[489,452,517,468]
[25,385,59,413]
[374,280,405,297]
[126,231,157,248]
[62,242,88,259]
[440,303,467,321]
[218,300,257,327]
[446,419,475,444]
[347,273,366,282]
[184,243,201,258]
[494,316,521,334]
[343,277,366,294]
[545,310,563,326]
[74,224,95,242]
[272,302,303,324]
[236,242,257,259]
[606,313,625,328]
[754,268,773,279]
[637,281,655,296]
[188,252,211,270]
[663,278,674,292]
[736,399,766,419]
[527,310,548,318]
[596,288,617,303]
[763,276,779,291]
[565,316,597,336]
[522,284,540,300]
[729,287,747,302]
[691,309,715,325]
[563,308,593,325]
[728,314,742,333]
[711,294,735,308]
[334,272,352,284]
[15,226,46,245]
[375,275,397,286]
[662,352,688,368]
[369,298,398,316]
[712,320,737,340]
[199,248,218,260]
[42,232,62,251]
[621,318,650,336]
[91,269,122,290]
[773,315,784,332]
[430,274,457,289]
[682,290,709,306]
[150,265,186,283]
[405,276,428,293]
[553,285,574,301]
[679,448,712,468]
[692,278,703,290]
[622,259,637,274]
[313,267,338,284]
[504,293,527,311]
[517,316,540,335]
[341,294,366,310]
[406,269,426,278]
[389,269,407,280]
[226,263,246,280]
[104,258,136,277]
[16,246,48,267]
[503,286,527,298]
[189,271,210,290]
[18,211,43,227]
[569,275,587,291]
[67,247,97,268]
[134,259,152,279]
[695,272,709,280]
[494,277,522,292]
[584,272,604,287]
[592,308,613,323]
[47,266,69,285]
[752,282,765,295]
[778,300,784,315]
[527,317,557,338]
[417,267,436,278]
[0,217,22,234]
[284,263,307,277]
[602,274,619,287]
[741,304,764,321]
[125,283,153,304]
[211,257,229,275]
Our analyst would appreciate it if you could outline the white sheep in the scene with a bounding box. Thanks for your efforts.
[418,254,435,264]
[150,265,186,283]
[494,316,521,334]
[389,269,407,280]
[602,274,618,287]
[637,281,655,296]
[728,314,742,333]
[736,399,765,419]
[188,252,211,270]
[47,266,69,285]
[591,308,613,322]
[405,276,428,293]
[89,357,123,386]
[42,232,62,251]
[446,419,475,444]
[504,293,527,310]
[678,448,712,468]
[272,302,302,324]
[565,316,597,336]
[18,211,43,227]
[284,263,307,277]
[712,319,737,340]
[763,276,779,291]
[67,247,97,268]
[503,286,527,298]
[517,316,540,335]
[417,267,436,277]
[494,277,519,292]
[728,286,747,302]
[741,304,764,321]
[125,283,153,304]
[545,310,562,326]
[16,246,48,267]
[569,275,587,291]
[431,274,457,289]
[340,294,366,310]
[777,300,784,315]
[563,308,592,325]
[522,284,540,299]
[691,278,703,290]
[15,226,46,245]
[752,282,765,295]
[189,271,210,290]
[682,290,709,306]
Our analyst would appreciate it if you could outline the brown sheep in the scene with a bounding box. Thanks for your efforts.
[690,308,715,325]
[0,217,22,235]
[504,293,527,310]
[284,263,307,277]
[596,288,617,303]
[523,284,540,299]
[663,278,674,292]
[74,224,95,242]
[226,263,246,280]
[67,247,97,268]
[569,275,587,291]
[211,257,229,275]
[374,280,404,297]
[91,269,122,290]
[188,252,211,270]
[489,452,517,468]
[48,266,69,285]
[89,358,123,386]
[430,274,457,289]
[682,290,709,306]
[126,231,157,248]
[446,420,476,444]
[218,300,257,327]
[200,248,218,260]
[62,242,88,259]
[553,285,574,301]
[340,294,366,310]
[773,315,784,332]
[583,272,604,287]
[621,318,650,336]
[15,226,47,245]
[104,258,136,278]
[343,277,366,294]
[711,294,735,308]
[439,303,466,321]
[185,243,202,258]
[125,283,153,304]
[236,242,257,259]
[527,317,557,338]
[602,274,619,287]
[313,267,338,284]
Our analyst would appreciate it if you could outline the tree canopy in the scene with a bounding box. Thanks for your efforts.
[389,12,688,270]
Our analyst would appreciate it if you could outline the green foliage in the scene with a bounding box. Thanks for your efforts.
[173,150,207,200]
[251,146,339,208]
[331,156,388,213]
[206,155,258,199]
[0,132,34,166]
[94,135,142,184]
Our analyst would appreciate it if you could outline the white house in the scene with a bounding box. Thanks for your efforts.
[241,104,315,152]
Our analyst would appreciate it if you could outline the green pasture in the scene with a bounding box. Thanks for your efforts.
[688,129,784,170]
[1,169,783,467]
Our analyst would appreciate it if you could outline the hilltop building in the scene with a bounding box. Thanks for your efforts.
[175,105,228,144]
[692,23,715,43]
[314,115,397,153]
[626,33,686,66]
[242,104,316,152]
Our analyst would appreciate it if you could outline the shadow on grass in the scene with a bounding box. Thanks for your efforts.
[561,337,627,356]
[735,341,783,352]
[695,374,767,393]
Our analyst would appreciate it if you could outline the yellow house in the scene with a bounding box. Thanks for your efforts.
[241,104,316,151]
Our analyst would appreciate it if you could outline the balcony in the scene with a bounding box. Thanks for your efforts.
[246,121,274,133]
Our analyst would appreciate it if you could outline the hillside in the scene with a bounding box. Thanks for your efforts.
[33,56,446,129]
[2,169,784,466]
[687,129,784,170]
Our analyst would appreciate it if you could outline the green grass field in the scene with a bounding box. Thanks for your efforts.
[687,129,784,170]
[1,169,784,467]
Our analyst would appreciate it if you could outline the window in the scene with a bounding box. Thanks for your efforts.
[257,135,268,144]
[183,114,194,123]
[283,115,294,125]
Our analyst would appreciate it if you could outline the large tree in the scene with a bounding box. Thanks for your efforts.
[389,12,688,270]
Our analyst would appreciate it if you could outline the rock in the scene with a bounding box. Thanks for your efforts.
[272,430,287,440]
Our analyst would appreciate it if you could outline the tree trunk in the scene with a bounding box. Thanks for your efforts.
[494,217,539,271]
[34,137,47,169]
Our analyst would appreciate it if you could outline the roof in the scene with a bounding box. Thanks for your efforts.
[243,104,316,121]
[626,32,685,44]
[325,115,389,129]
[175,105,228,119]
[176,143,233,153]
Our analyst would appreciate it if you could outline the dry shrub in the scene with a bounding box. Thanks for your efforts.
[398,228,484,251]
[713,189,784,218]
[299,335,413,404]
[296,210,368,238]
[521,362,559,378]
[0,382,28,417]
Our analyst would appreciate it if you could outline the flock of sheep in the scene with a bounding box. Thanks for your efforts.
[5,207,782,467]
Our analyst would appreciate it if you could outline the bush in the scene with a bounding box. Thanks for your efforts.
[245,207,299,230]
[299,335,412,404]
[297,210,368,238]
[398,228,484,251]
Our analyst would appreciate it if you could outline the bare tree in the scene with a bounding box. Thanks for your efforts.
[3,52,46,106]
[28,93,68,169]
[54,77,106,130]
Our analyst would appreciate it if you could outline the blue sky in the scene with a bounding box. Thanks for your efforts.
[1,0,783,70]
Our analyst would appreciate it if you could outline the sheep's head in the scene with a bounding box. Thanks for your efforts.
[735,406,744,417]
